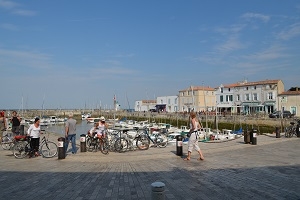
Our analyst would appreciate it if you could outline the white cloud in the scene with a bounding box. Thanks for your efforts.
[0,48,52,70]
[243,45,288,61]
[215,35,245,53]
[0,0,19,9]
[0,23,18,31]
[0,0,36,16]
[241,12,270,23]
[12,9,36,16]
[277,22,300,40]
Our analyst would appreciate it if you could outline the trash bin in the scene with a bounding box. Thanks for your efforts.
[275,127,280,138]
[252,129,257,145]
[296,123,300,138]
[176,135,183,156]
[80,134,87,152]
[57,137,65,159]
[244,129,250,144]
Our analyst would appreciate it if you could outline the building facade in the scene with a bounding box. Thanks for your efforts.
[156,96,178,112]
[178,86,216,112]
[134,100,156,112]
[278,87,300,117]
[216,79,285,114]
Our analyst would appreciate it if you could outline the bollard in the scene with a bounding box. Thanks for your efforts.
[244,129,250,144]
[296,123,300,138]
[57,137,66,159]
[176,135,183,156]
[250,129,253,144]
[151,181,165,200]
[80,134,87,152]
[275,127,280,138]
[252,129,257,145]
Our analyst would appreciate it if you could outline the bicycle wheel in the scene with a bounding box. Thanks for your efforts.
[13,141,28,159]
[41,141,58,158]
[114,137,129,153]
[136,136,150,150]
[157,134,168,148]
[285,127,291,138]
[100,139,109,155]
[1,136,12,150]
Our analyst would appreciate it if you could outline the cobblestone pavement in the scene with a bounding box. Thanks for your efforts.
[0,133,299,200]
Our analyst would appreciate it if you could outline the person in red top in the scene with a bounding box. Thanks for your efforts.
[0,111,7,144]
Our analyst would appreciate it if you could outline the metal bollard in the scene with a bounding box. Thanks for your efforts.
[275,127,280,138]
[252,129,257,145]
[296,123,300,138]
[244,129,250,144]
[80,134,87,152]
[57,137,66,159]
[151,182,165,200]
[176,135,183,156]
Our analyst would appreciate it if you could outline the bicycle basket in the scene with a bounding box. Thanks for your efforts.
[14,135,27,141]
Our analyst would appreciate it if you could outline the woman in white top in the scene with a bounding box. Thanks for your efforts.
[96,116,108,138]
[27,117,41,157]
[184,112,204,161]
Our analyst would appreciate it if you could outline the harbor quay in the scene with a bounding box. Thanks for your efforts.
[0,132,299,200]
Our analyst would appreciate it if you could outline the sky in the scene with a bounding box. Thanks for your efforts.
[1,0,300,110]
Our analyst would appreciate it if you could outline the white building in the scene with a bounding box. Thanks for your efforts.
[156,96,178,112]
[134,100,156,112]
[216,79,285,114]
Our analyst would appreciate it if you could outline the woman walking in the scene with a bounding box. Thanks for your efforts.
[184,112,205,161]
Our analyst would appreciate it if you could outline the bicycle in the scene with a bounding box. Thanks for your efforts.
[284,120,300,138]
[13,130,58,159]
[86,132,109,154]
[1,130,16,150]
[135,127,168,150]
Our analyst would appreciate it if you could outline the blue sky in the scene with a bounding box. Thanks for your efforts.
[1,0,300,110]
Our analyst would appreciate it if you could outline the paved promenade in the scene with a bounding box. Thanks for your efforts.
[0,134,299,200]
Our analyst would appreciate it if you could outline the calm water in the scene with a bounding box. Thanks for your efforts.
[45,120,94,135]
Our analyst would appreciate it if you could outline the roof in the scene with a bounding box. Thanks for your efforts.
[219,79,281,88]
[141,100,156,103]
[278,91,300,96]
[179,86,215,92]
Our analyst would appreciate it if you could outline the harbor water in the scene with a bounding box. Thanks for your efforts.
[45,121,94,135]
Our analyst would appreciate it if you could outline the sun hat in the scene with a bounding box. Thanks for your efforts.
[100,116,105,121]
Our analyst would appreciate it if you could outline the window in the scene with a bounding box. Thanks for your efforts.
[228,88,231,92]
[220,95,224,102]
[182,92,185,96]
[237,94,240,101]
[245,94,250,101]
[168,99,170,104]
[187,91,190,95]
[220,87,223,93]
[175,98,177,104]
[253,93,258,101]
[246,87,249,90]
[226,95,233,102]
[268,92,273,100]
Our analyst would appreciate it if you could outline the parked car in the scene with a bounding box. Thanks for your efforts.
[269,111,294,118]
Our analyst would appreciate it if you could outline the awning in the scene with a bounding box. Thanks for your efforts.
[263,101,275,106]
[241,102,263,106]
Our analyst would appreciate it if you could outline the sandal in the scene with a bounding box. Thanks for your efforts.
[183,157,190,161]
[198,157,204,161]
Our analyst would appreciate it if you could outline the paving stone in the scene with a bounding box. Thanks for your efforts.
[0,133,299,200]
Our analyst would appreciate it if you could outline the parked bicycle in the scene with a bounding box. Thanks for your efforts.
[284,119,300,138]
[135,127,168,150]
[86,132,109,155]
[13,130,58,159]
[1,130,15,150]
